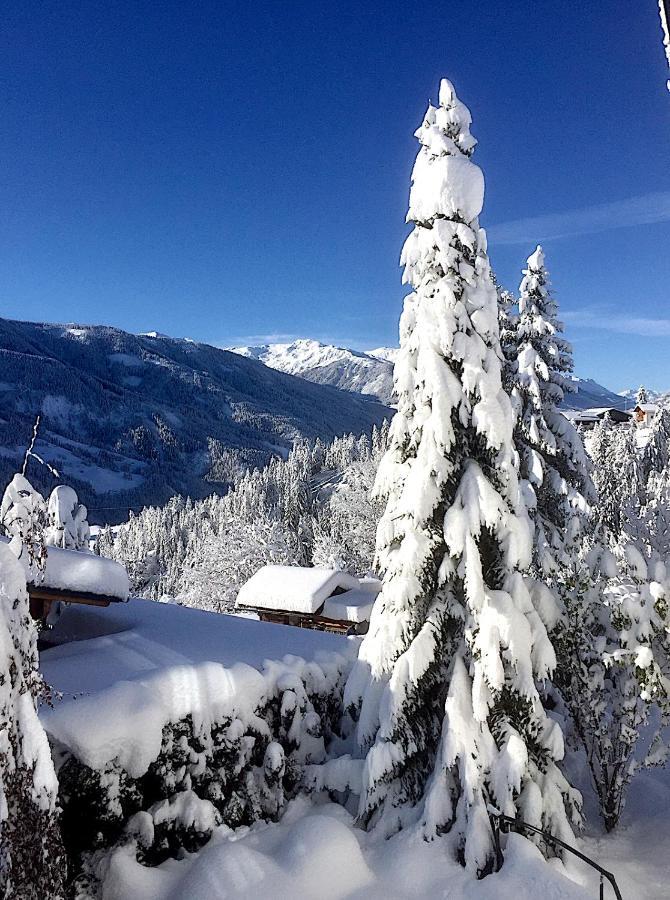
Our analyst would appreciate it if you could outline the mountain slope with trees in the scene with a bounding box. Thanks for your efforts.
[0,319,390,523]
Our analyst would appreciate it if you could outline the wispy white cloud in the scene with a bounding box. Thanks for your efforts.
[488,190,670,245]
[218,332,300,348]
[563,307,670,337]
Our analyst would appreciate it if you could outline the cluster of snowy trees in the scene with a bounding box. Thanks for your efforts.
[312,77,670,874]
[97,424,389,611]
[588,403,670,553]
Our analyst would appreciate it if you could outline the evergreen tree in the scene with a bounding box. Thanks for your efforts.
[344,79,575,873]
[511,246,593,573]
[636,385,648,405]
[640,407,670,492]
[553,542,670,831]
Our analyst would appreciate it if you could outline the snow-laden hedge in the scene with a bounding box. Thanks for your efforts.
[42,652,350,889]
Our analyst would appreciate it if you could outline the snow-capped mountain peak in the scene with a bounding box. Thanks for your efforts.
[365,347,400,364]
[228,339,396,404]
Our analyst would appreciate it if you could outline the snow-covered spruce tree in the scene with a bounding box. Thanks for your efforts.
[639,407,670,495]
[343,80,576,874]
[0,480,65,898]
[511,246,593,574]
[636,384,648,405]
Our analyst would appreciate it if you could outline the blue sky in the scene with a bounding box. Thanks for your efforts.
[1,1,669,391]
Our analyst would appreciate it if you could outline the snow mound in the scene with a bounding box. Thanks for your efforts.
[99,797,594,900]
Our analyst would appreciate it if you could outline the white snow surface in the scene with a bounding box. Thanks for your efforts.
[366,347,400,364]
[94,775,670,900]
[236,565,360,614]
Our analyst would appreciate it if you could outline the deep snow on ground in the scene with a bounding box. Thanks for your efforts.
[100,795,595,900]
[40,598,350,699]
[39,600,670,899]
[98,772,670,900]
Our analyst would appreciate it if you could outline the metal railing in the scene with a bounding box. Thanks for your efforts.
[491,813,623,900]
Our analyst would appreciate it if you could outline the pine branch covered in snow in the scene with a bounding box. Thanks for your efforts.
[341,79,574,874]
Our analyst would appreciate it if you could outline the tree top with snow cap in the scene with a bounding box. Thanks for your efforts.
[525,244,545,272]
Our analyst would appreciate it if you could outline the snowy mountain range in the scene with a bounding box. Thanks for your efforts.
[229,339,625,412]
[229,339,396,405]
[0,320,389,523]
[617,387,670,406]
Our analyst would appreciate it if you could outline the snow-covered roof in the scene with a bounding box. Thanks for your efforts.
[563,407,632,423]
[1,536,129,601]
[635,403,659,413]
[236,565,360,615]
[39,545,129,601]
[322,588,377,624]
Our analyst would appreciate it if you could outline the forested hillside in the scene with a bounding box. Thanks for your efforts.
[0,319,389,522]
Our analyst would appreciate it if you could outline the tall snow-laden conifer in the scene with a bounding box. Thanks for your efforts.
[512,247,593,573]
[344,80,577,874]
[0,477,65,897]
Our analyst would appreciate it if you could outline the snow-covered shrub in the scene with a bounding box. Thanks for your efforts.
[0,473,47,574]
[45,652,350,890]
[45,485,90,551]
[338,78,574,875]
[553,542,670,831]
[0,532,65,897]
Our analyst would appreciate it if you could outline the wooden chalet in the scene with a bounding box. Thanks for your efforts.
[564,407,632,430]
[236,565,380,635]
[633,403,659,427]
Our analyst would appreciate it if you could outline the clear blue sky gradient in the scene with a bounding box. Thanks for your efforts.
[2,1,669,391]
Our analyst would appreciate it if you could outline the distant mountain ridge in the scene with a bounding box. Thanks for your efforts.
[229,339,396,405]
[0,320,390,524]
[229,338,625,412]
[618,387,670,406]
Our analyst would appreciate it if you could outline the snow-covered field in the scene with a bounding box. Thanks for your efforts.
[38,599,670,899]
[40,598,350,699]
